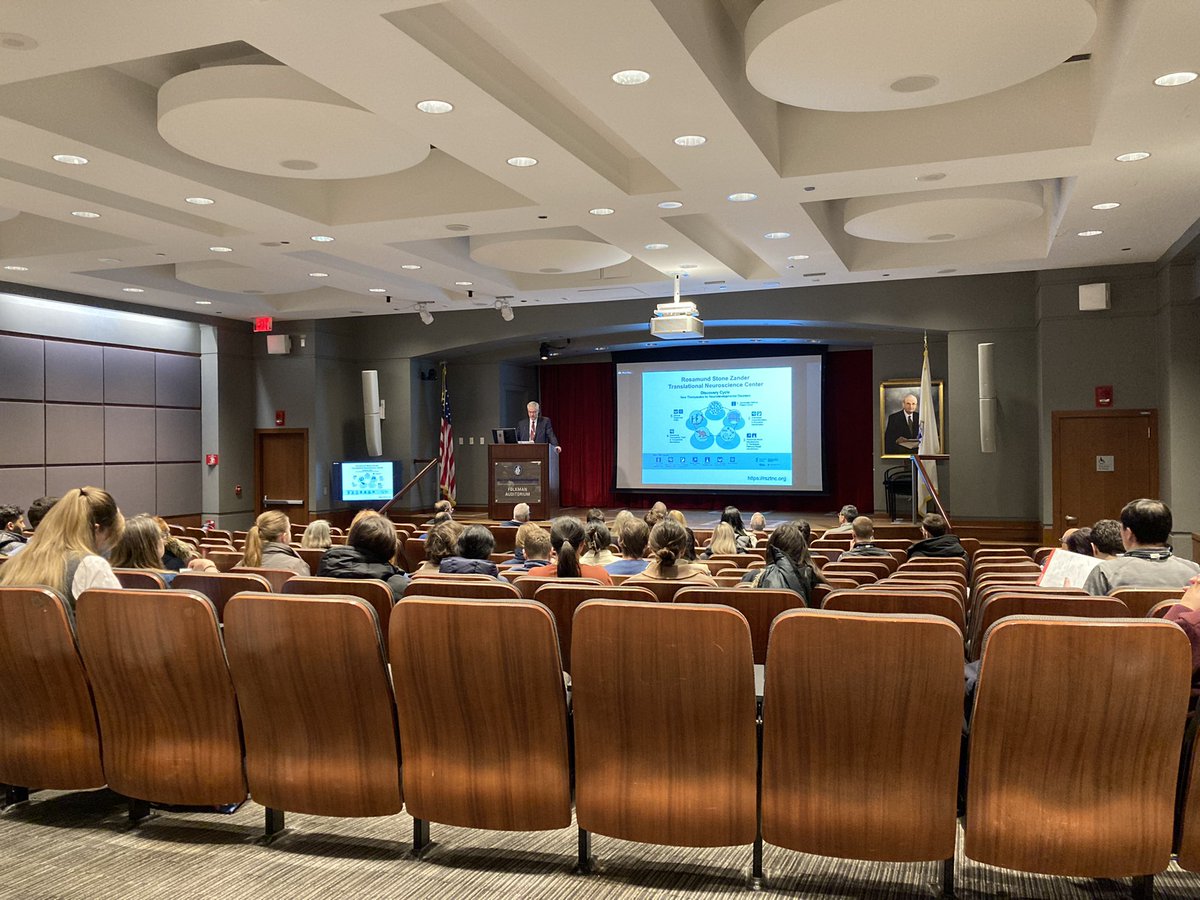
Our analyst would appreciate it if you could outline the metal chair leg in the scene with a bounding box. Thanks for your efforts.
[748,833,765,890]
[941,856,955,898]
[412,817,431,857]
[1132,874,1153,900]
[574,828,595,874]
[4,786,30,807]
[128,798,151,824]
[264,807,284,836]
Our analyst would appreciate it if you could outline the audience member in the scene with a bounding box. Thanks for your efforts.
[429,511,452,528]
[438,524,501,579]
[841,516,892,558]
[300,519,333,549]
[1164,576,1200,700]
[627,520,716,586]
[1060,527,1093,556]
[667,509,698,560]
[506,525,552,574]
[526,517,614,583]
[414,520,464,574]
[579,521,618,567]
[0,486,123,608]
[111,514,216,582]
[0,503,28,555]
[1084,499,1200,595]
[644,501,667,528]
[825,505,859,535]
[424,499,454,525]
[241,510,309,576]
[797,519,812,546]
[740,521,820,603]
[749,512,767,532]
[318,512,410,600]
[586,507,606,524]
[906,514,967,561]
[502,502,530,526]
[25,495,59,531]
[1089,518,1124,559]
[607,518,650,576]
[701,522,739,558]
[611,509,635,539]
[720,505,756,550]
[152,516,201,571]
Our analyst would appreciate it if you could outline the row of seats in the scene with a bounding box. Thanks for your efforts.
[1,586,1197,895]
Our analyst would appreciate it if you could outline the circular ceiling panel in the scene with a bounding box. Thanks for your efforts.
[175,260,317,294]
[469,236,632,274]
[746,0,1096,111]
[158,65,430,179]
[843,183,1045,243]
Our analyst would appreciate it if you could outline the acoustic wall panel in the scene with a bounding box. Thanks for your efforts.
[45,405,105,465]
[156,353,202,408]
[0,335,44,400]
[0,402,45,465]
[104,464,156,517]
[0,467,46,507]
[44,341,103,403]
[156,462,202,517]
[46,466,104,497]
[155,408,201,462]
[103,347,156,405]
[104,406,156,463]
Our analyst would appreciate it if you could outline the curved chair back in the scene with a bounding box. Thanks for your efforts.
[898,557,967,575]
[532,583,656,673]
[572,600,757,848]
[674,587,805,665]
[622,578,701,602]
[487,525,519,553]
[968,594,1129,660]
[965,616,1191,878]
[204,549,243,572]
[823,589,965,633]
[113,569,167,590]
[390,598,571,832]
[283,576,395,643]
[231,565,296,592]
[295,547,327,572]
[75,589,245,805]
[763,609,962,866]
[708,553,761,568]
[402,537,426,570]
[814,569,877,586]
[825,559,892,579]
[512,575,601,601]
[224,592,402,818]
[172,571,272,621]
[0,586,105,791]
[972,547,1032,562]
[1146,599,1180,619]
[410,571,498,582]
[403,579,519,600]
[1109,588,1185,619]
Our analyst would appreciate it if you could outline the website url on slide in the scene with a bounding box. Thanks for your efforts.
[747,475,787,483]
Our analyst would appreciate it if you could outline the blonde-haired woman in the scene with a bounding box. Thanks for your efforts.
[0,486,124,608]
[301,519,333,550]
[701,522,738,559]
[241,510,309,576]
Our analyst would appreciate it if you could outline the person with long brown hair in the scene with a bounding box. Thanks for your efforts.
[627,519,716,586]
[0,486,124,608]
[526,516,613,583]
[241,510,309,576]
[110,515,216,583]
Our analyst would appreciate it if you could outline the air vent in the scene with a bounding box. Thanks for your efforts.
[704,280,726,285]
[803,271,827,277]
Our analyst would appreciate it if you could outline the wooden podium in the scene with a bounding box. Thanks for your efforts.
[488,443,560,521]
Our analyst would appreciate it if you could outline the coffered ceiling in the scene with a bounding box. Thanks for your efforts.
[0,0,1196,325]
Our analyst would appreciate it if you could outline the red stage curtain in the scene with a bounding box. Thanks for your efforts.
[539,362,616,508]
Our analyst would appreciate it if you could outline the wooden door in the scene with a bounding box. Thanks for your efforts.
[1052,410,1157,539]
[254,429,309,520]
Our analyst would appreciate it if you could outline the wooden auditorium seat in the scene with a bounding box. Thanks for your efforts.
[965,616,1191,895]
[204,549,242,572]
[707,553,761,568]
[1109,588,1186,619]
[825,558,893,579]
[390,598,572,852]
[295,547,327,572]
[674,586,805,665]
[762,609,962,894]
[171,571,272,621]
[967,594,1129,660]
[898,557,967,574]
[0,587,105,802]
[403,578,519,600]
[223,592,403,836]
[487,525,518,553]
[512,575,601,601]
[532,583,656,673]
[571,599,759,876]
[231,565,296,592]
[1145,599,1181,619]
[410,571,498,582]
[112,568,167,590]
[74,589,247,817]
[283,577,395,645]
[823,589,966,633]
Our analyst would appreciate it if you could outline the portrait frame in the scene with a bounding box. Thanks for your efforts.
[880,379,945,458]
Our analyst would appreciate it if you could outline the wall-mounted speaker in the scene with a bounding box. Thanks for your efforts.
[1078,282,1111,311]
[978,342,997,453]
[362,369,385,458]
[266,334,292,355]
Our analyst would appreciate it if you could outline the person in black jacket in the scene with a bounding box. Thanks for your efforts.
[318,512,410,601]
[740,521,825,604]
[438,524,502,579]
[0,504,28,555]
[840,516,893,558]
[906,513,967,560]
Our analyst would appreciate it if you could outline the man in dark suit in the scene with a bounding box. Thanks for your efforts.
[516,401,561,453]
[884,393,920,455]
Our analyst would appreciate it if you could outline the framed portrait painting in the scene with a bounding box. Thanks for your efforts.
[880,379,945,458]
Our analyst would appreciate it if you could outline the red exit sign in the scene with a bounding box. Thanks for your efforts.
[254,316,274,333]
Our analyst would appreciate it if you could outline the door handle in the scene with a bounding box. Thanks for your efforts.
[263,497,304,506]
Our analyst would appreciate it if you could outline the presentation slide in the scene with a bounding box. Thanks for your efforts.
[338,461,395,502]
[615,355,824,492]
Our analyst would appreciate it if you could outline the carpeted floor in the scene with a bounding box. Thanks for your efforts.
[2,789,1197,899]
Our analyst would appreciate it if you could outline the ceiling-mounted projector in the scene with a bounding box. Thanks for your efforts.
[650,275,704,340]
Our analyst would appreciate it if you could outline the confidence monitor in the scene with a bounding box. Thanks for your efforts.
[614,352,825,492]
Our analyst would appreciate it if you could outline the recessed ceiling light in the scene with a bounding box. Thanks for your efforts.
[764,281,781,287]
[98,257,120,263]
[1115,151,1150,162]
[309,272,328,277]
[209,246,233,252]
[937,268,957,274]
[310,235,334,242]
[1154,72,1198,87]
[589,207,615,216]
[644,243,669,250]
[764,232,791,240]
[185,197,214,205]
[4,265,29,271]
[611,69,650,85]
[916,172,947,182]
[369,288,388,293]
[71,210,100,218]
[727,192,758,202]
[594,346,609,351]
[658,201,683,209]
[0,33,38,51]
[787,254,810,261]
[1092,202,1121,210]
[1077,230,1103,237]
[445,223,470,232]
[673,135,706,147]
[52,154,88,165]
[679,264,698,269]
[455,281,473,286]
[401,264,422,270]
[507,156,538,167]
[194,300,212,305]
[416,99,454,114]
[122,287,144,293]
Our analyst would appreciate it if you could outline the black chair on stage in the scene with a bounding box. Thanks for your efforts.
[884,465,912,521]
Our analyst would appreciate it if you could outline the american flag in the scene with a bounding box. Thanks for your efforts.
[437,363,456,503]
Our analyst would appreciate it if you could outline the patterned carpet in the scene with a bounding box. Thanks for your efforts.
[2,790,1198,899]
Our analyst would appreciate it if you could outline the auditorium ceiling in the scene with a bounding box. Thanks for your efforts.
[0,0,1197,325]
